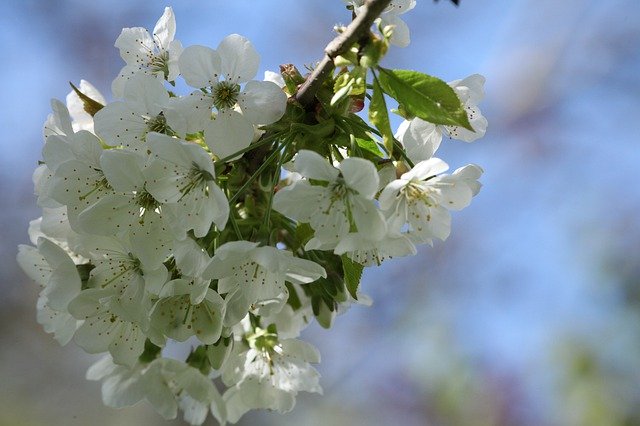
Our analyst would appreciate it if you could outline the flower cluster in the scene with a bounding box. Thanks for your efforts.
[19,3,486,425]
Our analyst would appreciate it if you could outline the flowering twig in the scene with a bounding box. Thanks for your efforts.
[295,0,393,107]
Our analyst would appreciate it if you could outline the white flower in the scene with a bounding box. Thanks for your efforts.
[17,239,82,345]
[396,74,488,163]
[43,130,113,231]
[379,158,479,244]
[43,99,74,139]
[273,150,387,251]
[112,7,183,98]
[77,149,174,266]
[94,74,209,151]
[221,336,321,423]
[79,234,168,299]
[179,34,287,159]
[443,74,488,142]
[87,355,226,425]
[144,132,229,239]
[335,231,417,266]
[151,280,225,345]
[346,0,416,47]
[68,288,150,366]
[203,241,326,327]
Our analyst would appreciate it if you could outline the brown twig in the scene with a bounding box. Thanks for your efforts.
[294,0,393,108]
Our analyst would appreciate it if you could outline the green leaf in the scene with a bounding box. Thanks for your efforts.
[369,75,395,153]
[341,255,364,300]
[355,137,383,157]
[69,82,104,117]
[377,68,472,130]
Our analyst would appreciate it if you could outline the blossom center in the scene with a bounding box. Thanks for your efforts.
[135,189,160,212]
[147,50,170,79]
[145,111,175,136]
[212,81,241,110]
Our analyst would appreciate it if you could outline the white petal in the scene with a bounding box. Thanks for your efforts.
[17,244,49,286]
[238,80,287,125]
[42,135,73,172]
[179,45,221,88]
[109,323,145,367]
[49,99,74,137]
[78,194,140,235]
[294,150,339,182]
[378,179,406,211]
[383,14,410,47]
[217,34,259,83]
[399,118,442,163]
[264,70,285,88]
[100,149,146,192]
[449,73,485,105]
[339,157,379,199]
[115,27,153,65]
[402,157,449,181]
[272,182,327,222]
[350,197,386,240]
[123,74,169,114]
[153,7,176,49]
[93,101,148,147]
[286,257,326,285]
[204,111,254,159]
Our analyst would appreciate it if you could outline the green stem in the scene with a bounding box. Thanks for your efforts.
[215,132,283,164]
[228,138,288,205]
[263,135,294,228]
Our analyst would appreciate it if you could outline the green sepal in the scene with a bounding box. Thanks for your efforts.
[377,68,473,130]
[206,336,233,370]
[186,345,211,375]
[285,282,302,310]
[279,64,306,96]
[369,75,395,154]
[69,82,104,117]
[76,263,95,290]
[341,255,364,300]
[138,339,162,364]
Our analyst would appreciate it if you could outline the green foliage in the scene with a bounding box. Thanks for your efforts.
[369,75,395,154]
[377,68,473,130]
[341,255,364,300]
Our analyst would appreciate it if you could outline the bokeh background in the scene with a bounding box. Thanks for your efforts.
[2,0,639,425]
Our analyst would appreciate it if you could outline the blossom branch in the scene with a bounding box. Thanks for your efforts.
[295,0,393,107]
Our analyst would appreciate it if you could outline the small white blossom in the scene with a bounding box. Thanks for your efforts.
[43,130,113,231]
[222,336,322,423]
[95,74,209,151]
[68,288,150,366]
[203,241,326,327]
[179,34,287,159]
[379,158,480,244]
[87,355,226,425]
[17,239,82,345]
[144,132,229,239]
[112,7,183,98]
[396,74,488,163]
[151,279,225,345]
[346,0,416,47]
[273,150,387,251]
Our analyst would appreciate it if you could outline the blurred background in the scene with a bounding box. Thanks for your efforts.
[2,0,639,425]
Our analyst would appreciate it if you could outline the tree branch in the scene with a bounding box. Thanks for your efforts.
[295,0,393,108]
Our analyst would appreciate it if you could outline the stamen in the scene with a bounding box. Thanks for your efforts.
[212,81,241,110]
